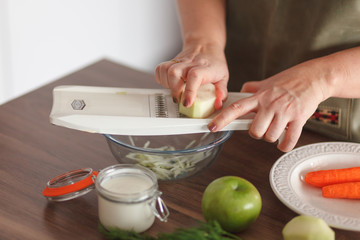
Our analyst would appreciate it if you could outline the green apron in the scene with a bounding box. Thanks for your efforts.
[225,0,360,91]
[225,0,360,141]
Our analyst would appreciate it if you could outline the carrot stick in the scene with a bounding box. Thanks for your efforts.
[305,167,360,187]
[322,182,360,199]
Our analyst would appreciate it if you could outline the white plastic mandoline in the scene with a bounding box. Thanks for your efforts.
[50,85,254,135]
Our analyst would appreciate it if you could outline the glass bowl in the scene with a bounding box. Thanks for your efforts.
[104,131,233,181]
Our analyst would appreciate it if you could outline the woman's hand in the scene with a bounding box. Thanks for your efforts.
[155,42,229,110]
[208,58,332,152]
[155,0,227,109]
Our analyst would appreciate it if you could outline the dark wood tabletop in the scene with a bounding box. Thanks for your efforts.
[0,59,358,239]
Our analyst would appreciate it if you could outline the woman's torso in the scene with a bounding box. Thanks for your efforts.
[226,0,360,91]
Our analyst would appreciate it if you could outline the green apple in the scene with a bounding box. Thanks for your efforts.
[201,176,262,233]
[282,215,335,240]
[179,83,216,118]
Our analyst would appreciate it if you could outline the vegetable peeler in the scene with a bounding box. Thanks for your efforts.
[50,85,253,135]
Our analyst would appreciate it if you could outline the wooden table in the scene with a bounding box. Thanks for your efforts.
[0,59,358,239]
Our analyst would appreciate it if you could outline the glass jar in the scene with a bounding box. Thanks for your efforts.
[95,164,169,232]
[42,164,169,233]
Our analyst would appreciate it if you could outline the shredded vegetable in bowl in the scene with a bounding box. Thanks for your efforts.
[104,132,232,180]
[125,136,212,180]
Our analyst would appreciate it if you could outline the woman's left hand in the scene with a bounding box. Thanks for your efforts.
[208,59,331,152]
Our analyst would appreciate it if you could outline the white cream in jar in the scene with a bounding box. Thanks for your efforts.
[95,164,169,233]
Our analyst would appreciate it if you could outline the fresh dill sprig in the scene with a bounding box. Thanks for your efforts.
[98,224,155,240]
[98,221,242,240]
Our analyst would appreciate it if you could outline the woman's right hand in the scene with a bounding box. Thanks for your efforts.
[155,41,229,110]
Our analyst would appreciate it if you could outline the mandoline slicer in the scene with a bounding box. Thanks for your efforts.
[50,85,254,135]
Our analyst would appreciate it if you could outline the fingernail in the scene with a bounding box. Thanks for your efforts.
[183,99,189,107]
[173,97,178,103]
[208,123,217,132]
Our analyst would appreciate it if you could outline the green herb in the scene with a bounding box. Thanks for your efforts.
[98,221,242,240]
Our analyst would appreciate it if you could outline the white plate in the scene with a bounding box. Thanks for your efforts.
[270,142,360,231]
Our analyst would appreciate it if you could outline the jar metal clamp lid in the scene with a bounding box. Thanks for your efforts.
[42,164,169,222]
[42,168,98,201]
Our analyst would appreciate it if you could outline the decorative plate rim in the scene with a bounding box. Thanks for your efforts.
[269,141,360,231]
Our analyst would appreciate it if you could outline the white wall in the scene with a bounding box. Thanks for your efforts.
[0,0,182,105]
[0,0,12,103]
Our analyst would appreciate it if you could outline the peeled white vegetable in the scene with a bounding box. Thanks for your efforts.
[282,215,335,240]
[179,83,216,118]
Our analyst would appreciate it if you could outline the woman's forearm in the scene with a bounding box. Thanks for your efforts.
[176,0,227,49]
[321,46,360,99]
